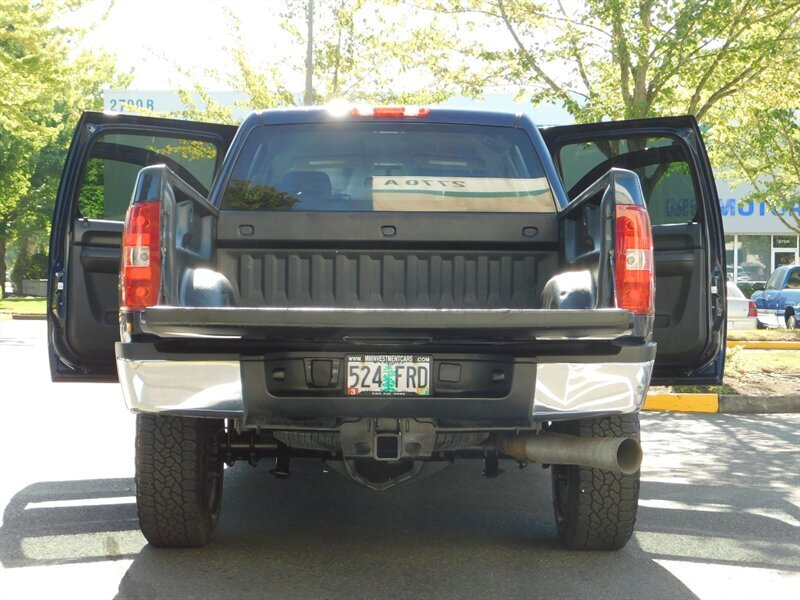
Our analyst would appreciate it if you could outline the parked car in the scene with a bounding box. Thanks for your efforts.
[47,108,726,551]
[726,282,757,330]
[750,265,800,329]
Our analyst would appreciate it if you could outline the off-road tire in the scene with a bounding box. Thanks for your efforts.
[786,312,797,330]
[135,414,224,548]
[550,414,640,551]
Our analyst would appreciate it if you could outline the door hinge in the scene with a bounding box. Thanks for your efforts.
[710,271,724,328]
[52,271,65,323]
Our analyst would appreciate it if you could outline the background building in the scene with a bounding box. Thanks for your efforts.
[718,180,800,289]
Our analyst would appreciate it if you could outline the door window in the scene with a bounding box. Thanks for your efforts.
[77,133,219,221]
[772,235,799,271]
[557,136,698,225]
[765,268,785,290]
[775,251,798,269]
[786,269,800,289]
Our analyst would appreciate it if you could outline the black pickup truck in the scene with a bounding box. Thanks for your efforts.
[47,106,726,550]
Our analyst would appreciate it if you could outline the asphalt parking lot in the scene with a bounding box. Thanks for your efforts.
[1,319,798,600]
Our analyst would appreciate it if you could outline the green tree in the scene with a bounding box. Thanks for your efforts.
[0,0,128,296]
[709,68,800,233]
[171,1,461,124]
[381,364,397,392]
[282,0,459,104]
[425,0,798,119]
[418,0,799,226]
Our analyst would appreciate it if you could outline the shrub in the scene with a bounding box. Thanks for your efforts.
[10,250,48,293]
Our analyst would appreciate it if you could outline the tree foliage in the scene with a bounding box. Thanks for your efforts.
[423,0,799,119]
[0,0,130,295]
[416,0,800,231]
[709,67,800,232]
[281,0,461,104]
[172,1,463,124]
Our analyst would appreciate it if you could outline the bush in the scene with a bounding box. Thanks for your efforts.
[736,282,766,298]
[10,250,48,293]
[737,282,755,298]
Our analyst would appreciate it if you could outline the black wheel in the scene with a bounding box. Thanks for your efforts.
[786,312,798,330]
[135,414,225,547]
[550,414,640,551]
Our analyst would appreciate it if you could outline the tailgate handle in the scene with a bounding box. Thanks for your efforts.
[343,335,432,345]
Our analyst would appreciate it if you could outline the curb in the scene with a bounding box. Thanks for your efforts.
[718,394,800,414]
[644,393,718,413]
[644,392,800,414]
[726,340,800,350]
[9,314,46,321]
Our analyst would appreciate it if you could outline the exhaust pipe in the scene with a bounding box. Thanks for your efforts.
[497,432,642,475]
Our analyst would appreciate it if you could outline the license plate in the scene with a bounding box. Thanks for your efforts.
[346,355,431,396]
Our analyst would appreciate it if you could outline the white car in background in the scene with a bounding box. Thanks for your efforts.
[727,282,757,330]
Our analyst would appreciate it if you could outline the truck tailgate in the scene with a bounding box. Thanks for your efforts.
[139,307,633,340]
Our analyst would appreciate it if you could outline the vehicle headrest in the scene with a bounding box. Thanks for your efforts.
[279,171,332,198]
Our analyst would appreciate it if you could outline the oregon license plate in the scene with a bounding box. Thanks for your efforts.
[346,355,431,396]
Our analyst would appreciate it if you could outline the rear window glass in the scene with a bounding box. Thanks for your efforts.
[221,122,555,212]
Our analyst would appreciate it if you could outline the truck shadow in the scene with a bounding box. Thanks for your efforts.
[0,462,704,600]
[2,412,797,600]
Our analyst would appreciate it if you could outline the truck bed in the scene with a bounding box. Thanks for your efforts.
[212,211,561,310]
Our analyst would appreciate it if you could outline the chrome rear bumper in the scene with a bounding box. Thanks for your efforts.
[532,361,653,418]
[117,358,244,417]
[116,353,653,421]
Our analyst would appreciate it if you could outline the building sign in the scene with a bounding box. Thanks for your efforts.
[717,180,799,235]
[103,90,250,120]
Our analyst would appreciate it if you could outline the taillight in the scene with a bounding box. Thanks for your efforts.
[748,300,757,317]
[351,105,430,118]
[121,200,161,310]
[615,204,654,315]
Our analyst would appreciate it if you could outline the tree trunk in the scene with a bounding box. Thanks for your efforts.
[0,233,7,299]
[304,0,315,106]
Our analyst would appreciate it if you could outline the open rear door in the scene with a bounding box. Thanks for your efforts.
[48,111,237,381]
[541,116,726,384]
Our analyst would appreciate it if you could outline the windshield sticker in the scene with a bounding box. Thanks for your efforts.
[372,176,555,212]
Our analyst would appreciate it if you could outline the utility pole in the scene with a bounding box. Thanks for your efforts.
[304,0,314,106]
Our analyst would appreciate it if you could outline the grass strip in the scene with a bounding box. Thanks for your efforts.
[0,297,47,315]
